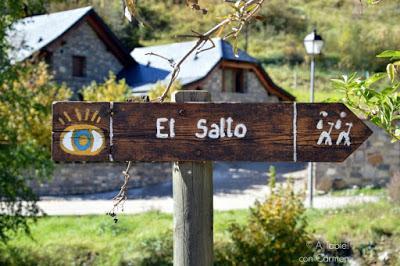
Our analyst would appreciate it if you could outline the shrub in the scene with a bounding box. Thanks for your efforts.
[388,171,400,204]
[0,243,99,266]
[134,231,173,266]
[222,179,316,265]
[148,81,181,102]
[81,72,132,102]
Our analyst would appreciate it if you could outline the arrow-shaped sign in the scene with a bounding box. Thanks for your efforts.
[52,102,372,162]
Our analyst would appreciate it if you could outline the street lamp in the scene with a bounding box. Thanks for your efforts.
[304,29,324,208]
[304,29,324,102]
[304,30,324,54]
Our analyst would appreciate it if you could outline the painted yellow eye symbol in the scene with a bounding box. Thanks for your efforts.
[60,125,105,156]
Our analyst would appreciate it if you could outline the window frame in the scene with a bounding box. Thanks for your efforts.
[222,67,246,93]
[72,55,87,78]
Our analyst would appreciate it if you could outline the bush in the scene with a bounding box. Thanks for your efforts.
[130,176,315,265]
[388,171,400,204]
[0,243,99,266]
[133,231,173,266]
[148,81,181,102]
[81,72,131,102]
[220,178,316,265]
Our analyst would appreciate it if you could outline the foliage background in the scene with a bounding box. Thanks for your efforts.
[0,1,72,241]
[82,73,131,102]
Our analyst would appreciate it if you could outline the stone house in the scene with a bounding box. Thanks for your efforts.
[8,6,294,102]
[8,6,135,96]
[119,38,295,102]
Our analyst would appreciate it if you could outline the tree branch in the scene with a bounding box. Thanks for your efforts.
[150,0,266,102]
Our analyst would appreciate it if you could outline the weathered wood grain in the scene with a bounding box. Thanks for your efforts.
[296,103,373,162]
[52,101,372,162]
[52,102,110,132]
[111,103,294,161]
[172,90,213,266]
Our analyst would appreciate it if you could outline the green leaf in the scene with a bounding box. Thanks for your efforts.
[377,50,400,60]
[380,85,399,95]
[387,63,395,83]
[331,78,346,85]
[364,88,378,101]
[245,3,258,13]
[365,73,386,87]
[370,116,381,125]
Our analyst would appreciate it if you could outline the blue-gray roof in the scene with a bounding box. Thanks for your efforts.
[7,6,93,62]
[119,38,259,94]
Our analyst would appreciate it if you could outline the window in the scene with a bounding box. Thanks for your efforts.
[44,51,53,68]
[72,56,86,77]
[222,68,246,93]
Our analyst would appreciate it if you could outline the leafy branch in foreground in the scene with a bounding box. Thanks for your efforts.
[332,50,400,142]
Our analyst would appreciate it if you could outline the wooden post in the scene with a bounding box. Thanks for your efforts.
[172,90,213,266]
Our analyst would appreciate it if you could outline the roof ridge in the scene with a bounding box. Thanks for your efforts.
[7,5,137,65]
[132,37,225,53]
[19,6,93,21]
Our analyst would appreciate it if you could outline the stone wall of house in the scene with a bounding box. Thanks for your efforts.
[47,21,123,93]
[316,122,400,191]
[31,162,171,196]
[188,67,280,103]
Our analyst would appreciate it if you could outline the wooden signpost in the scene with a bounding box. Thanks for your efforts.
[52,101,372,163]
[52,91,372,266]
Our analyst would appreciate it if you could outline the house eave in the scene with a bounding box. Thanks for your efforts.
[183,59,296,102]
[35,8,135,67]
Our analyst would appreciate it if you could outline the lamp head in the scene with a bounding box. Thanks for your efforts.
[304,29,324,55]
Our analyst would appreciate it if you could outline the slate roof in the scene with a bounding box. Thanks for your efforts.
[7,6,134,66]
[8,7,92,62]
[119,38,259,94]
[119,38,294,101]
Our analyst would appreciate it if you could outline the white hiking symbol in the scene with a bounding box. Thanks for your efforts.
[316,111,352,146]
[317,111,334,145]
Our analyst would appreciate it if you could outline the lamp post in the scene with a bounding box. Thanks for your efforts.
[304,29,324,208]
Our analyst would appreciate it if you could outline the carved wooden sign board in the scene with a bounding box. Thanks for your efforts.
[52,102,372,162]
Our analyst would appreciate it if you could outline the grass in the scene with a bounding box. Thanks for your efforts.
[1,198,399,265]
[329,187,387,197]
[0,212,174,265]
[265,64,344,102]
[307,200,400,245]
[0,210,249,265]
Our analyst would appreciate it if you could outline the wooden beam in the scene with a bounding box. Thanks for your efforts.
[172,90,213,266]
[220,61,295,101]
